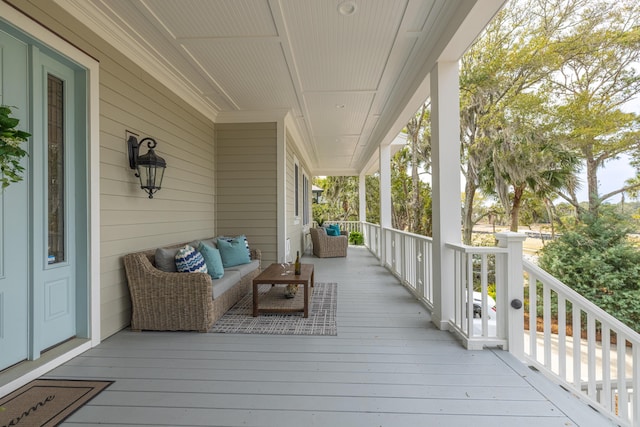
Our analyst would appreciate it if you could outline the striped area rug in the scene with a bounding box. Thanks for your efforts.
[210,282,337,336]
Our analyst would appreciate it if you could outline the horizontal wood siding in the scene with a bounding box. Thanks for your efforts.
[216,122,277,265]
[286,131,311,259]
[8,1,216,339]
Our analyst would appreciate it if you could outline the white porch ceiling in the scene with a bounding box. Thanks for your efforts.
[58,0,504,175]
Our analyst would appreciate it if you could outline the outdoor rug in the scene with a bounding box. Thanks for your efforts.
[0,379,113,427]
[210,282,337,336]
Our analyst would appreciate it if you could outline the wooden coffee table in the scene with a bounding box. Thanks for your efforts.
[252,263,315,318]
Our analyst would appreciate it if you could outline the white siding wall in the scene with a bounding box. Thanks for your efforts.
[216,123,278,266]
[285,131,312,259]
[9,1,217,339]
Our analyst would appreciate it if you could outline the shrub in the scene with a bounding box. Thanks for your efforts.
[349,231,364,245]
[538,210,640,332]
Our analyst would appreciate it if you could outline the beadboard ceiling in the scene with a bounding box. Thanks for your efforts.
[58,0,503,175]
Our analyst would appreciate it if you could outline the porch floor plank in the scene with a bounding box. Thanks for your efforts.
[48,247,615,426]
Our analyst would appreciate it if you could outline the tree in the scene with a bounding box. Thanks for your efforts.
[390,147,433,235]
[459,0,582,242]
[320,176,359,221]
[548,0,640,215]
[479,123,580,231]
[405,104,431,233]
[365,174,380,224]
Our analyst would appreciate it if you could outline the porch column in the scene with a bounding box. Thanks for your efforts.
[431,61,461,330]
[379,143,392,266]
[496,232,526,360]
[359,171,366,223]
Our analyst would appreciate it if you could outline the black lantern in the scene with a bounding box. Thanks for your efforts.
[128,136,166,199]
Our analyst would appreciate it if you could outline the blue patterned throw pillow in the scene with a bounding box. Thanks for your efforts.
[175,245,208,274]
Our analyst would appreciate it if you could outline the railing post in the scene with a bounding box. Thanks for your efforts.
[495,232,527,360]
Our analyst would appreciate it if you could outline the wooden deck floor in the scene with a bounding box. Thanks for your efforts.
[49,247,615,426]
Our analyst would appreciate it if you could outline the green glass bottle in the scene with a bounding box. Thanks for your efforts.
[294,250,301,275]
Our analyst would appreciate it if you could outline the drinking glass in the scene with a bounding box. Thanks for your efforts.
[280,257,290,275]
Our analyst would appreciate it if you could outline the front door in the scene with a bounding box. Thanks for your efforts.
[0,28,83,370]
[0,30,30,370]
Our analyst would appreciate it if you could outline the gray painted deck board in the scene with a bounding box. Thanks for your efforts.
[49,247,615,426]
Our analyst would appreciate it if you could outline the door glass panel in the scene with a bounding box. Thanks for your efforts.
[47,74,64,265]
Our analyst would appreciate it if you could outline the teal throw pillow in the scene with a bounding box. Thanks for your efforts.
[175,245,208,273]
[326,227,340,236]
[217,236,251,267]
[217,235,251,259]
[198,242,224,279]
[330,224,340,233]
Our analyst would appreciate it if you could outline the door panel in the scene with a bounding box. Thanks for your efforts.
[0,31,29,371]
[35,53,76,351]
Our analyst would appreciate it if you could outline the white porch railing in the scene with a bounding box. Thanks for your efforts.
[323,220,362,235]
[362,223,434,308]
[523,259,640,427]
[359,222,637,426]
[445,242,509,350]
[362,222,381,258]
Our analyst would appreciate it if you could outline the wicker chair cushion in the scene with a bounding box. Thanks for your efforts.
[175,245,208,273]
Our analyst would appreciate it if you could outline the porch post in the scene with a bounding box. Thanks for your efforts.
[430,61,461,330]
[379,143,392,266]
[359,171,366,225]
[495,232,526,360]
[276,118,286,262]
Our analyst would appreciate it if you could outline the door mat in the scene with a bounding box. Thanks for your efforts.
[0,379,113,427]
[210,282,337,335]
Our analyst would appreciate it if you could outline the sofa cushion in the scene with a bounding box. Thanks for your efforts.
[155,247,180,272]
[225,259,260,277]
[217,236,251,267]
[198,242,224,279]
[218,234,251,259]
[211,270,242,299]
[203,238,218,248]
[175,245,208,273]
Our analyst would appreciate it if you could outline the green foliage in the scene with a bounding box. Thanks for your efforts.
[365,174,380,224]
[390,147,432,236]
[0,106,30,189]
[349,231,364,245]
[539,209,640,331]
[314,176,359,221]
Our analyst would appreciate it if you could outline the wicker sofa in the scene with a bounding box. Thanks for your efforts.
[123,239,261,332]
[310,227,348,258]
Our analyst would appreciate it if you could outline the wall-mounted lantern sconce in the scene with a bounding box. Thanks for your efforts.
[127,135,167,199]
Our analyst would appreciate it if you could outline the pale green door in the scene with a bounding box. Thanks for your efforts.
[0,29,84,370]
[0,31,30,370]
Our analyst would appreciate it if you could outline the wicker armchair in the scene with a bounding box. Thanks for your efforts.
[123,242,261,332]
[310,227,348,258]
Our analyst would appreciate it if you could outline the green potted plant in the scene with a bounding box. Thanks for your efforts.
[0,106,30,189]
